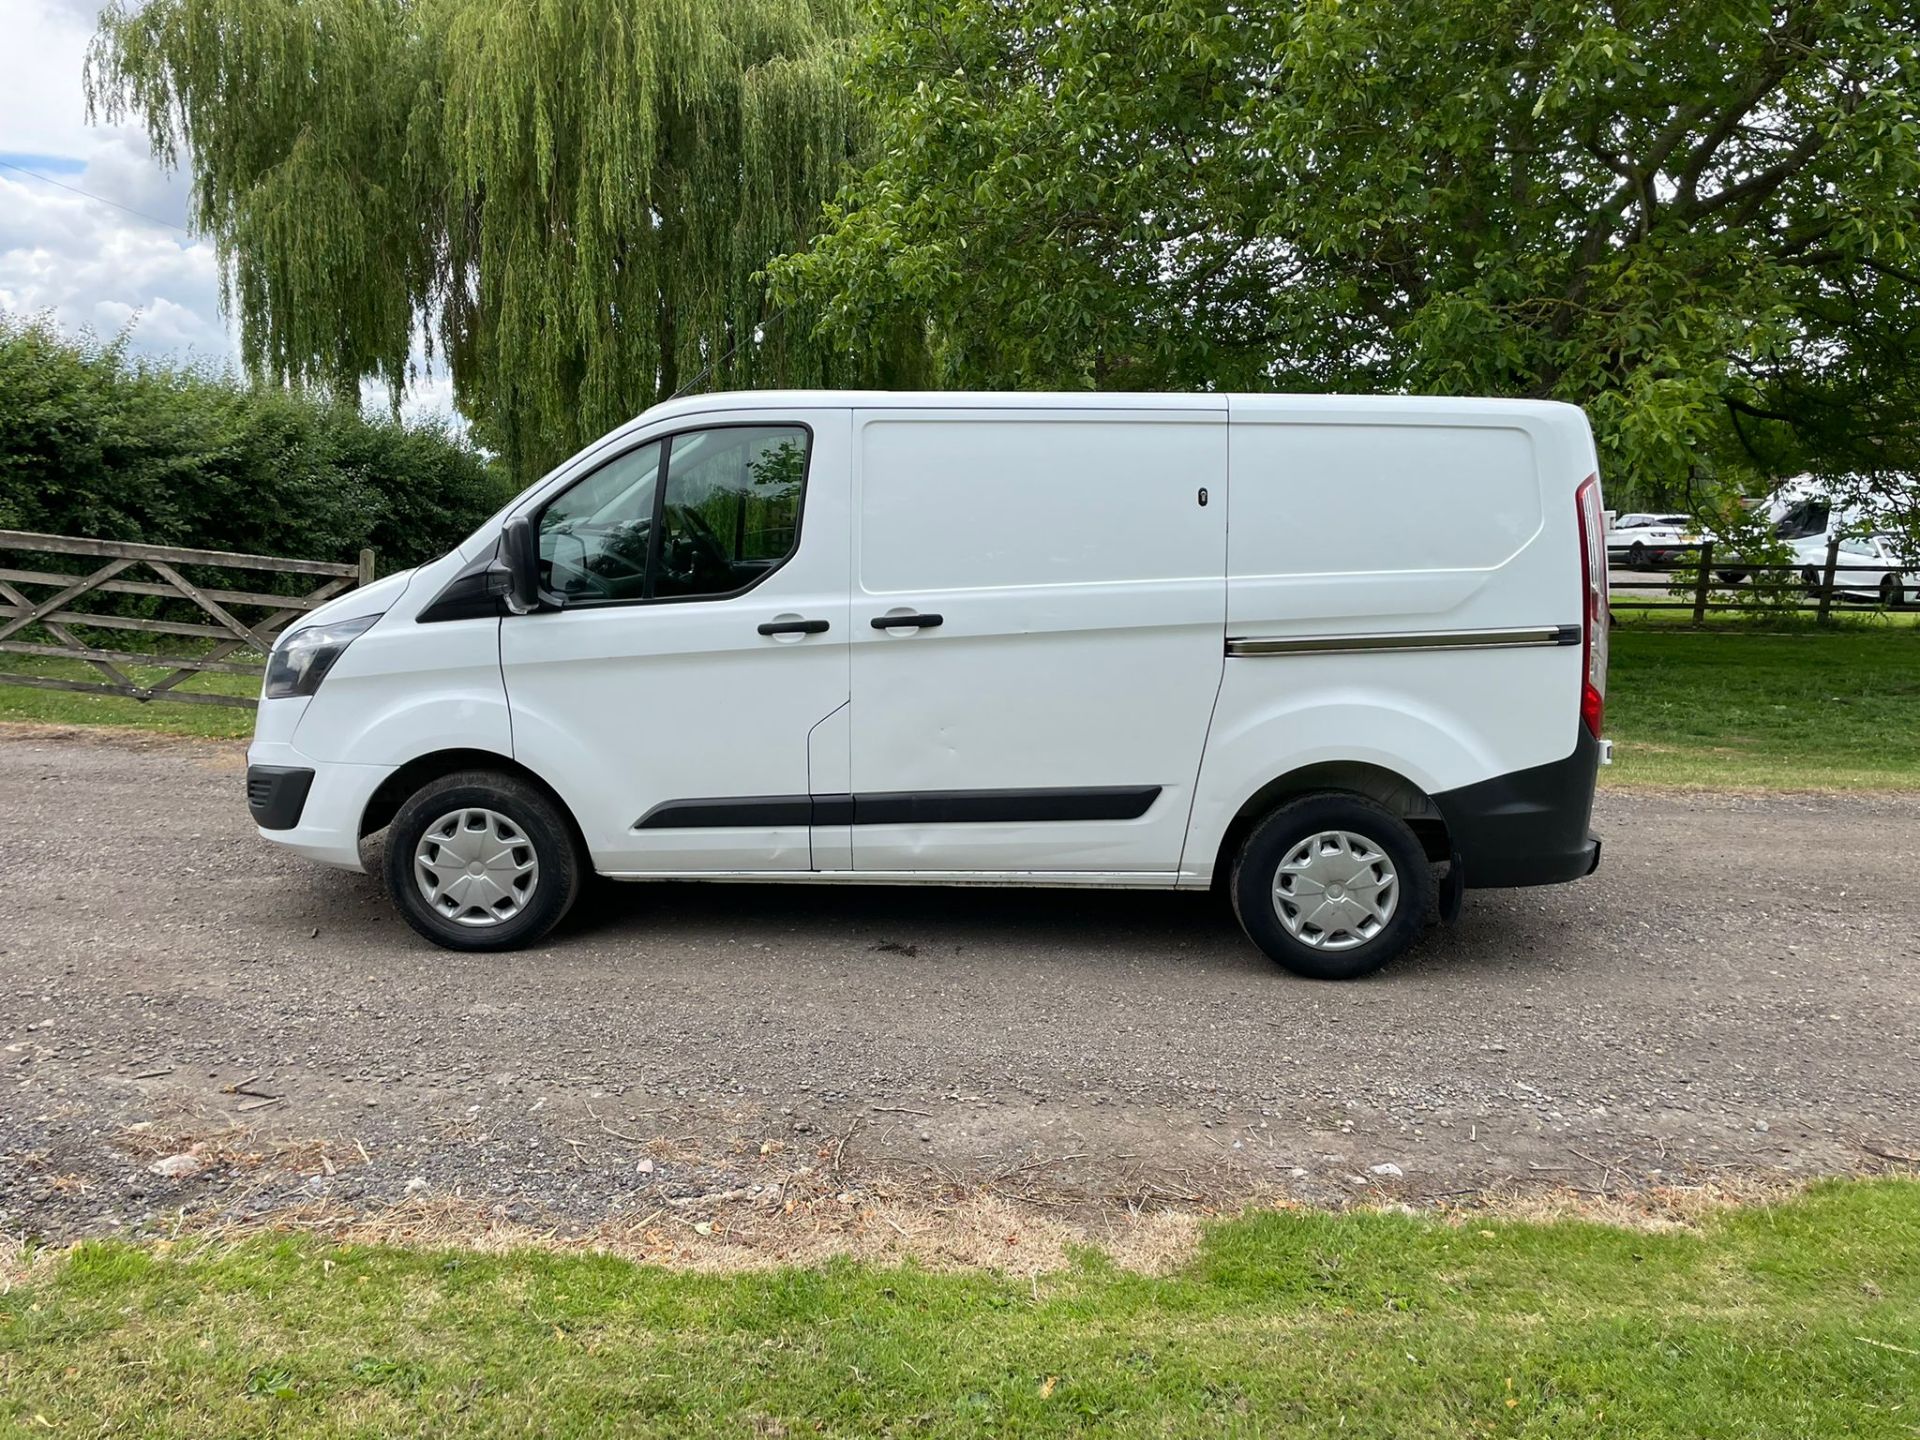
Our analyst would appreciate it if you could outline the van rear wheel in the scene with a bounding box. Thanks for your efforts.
[1230,795,1434,980]
[384,770,583,951]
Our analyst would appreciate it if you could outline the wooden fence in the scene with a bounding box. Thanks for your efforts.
[1610,536,1911,623]
[0,530,374,709]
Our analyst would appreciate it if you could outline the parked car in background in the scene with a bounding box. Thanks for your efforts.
[1606,513,1695,570]
[1795,532,1918,607]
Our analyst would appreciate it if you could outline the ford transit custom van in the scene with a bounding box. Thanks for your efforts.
[247,392,1609,979]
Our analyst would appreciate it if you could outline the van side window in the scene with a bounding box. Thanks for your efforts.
[538,440,663,602]
[533,425,808,604]
[656,426,809,600]
[1774,500,1831,540]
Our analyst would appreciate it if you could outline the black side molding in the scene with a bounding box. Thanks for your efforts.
[636,785,1161,831]
[852,786,1158,825]
[636,795,814,830]
[247,765,315,831]
[811,794,856,826]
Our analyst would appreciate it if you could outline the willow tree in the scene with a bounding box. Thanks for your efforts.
[90,0,914,475]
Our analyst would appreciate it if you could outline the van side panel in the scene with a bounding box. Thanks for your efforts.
[1183,398,1594,886]
[848,408,1227,874]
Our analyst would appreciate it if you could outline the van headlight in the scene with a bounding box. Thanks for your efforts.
[264,614,382,699]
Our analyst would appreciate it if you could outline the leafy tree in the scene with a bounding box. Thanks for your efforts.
[774,0,1920,508]
[90,0,923,478]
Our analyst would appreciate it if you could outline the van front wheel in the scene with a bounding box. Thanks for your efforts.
[1230,795,1434,980]
[384,770,583,951]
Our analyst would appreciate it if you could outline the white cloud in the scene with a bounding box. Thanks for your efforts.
[0,166,232,361]
[0,0,230,360]
[0,0,460,423]
[0,0,106,156]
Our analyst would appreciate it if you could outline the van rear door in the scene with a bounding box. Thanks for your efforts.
[840,402,1227,876]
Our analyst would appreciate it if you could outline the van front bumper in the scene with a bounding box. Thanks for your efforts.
[1434,729,1604,889]
[246,741,396,872]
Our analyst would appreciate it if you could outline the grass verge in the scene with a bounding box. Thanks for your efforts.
[4,626,1920,789]
[2,1179,1917,1437]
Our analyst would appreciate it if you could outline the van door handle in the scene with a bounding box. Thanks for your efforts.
[757,618,830,636]
[870,612,944,630]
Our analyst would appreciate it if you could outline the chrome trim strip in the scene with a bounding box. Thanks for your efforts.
[1226,626,1578,657]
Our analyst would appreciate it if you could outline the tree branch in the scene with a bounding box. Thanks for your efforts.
[1676,53,1804,206]
[1685,123,1829,221]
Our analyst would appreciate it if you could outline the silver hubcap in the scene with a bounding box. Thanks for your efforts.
[415,808,539,927]
[1272,830,1398,951]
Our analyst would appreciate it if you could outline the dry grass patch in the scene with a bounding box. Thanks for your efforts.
[174,1186,1203,1277]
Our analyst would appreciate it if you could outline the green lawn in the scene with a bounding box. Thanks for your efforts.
[0,654,258,739]
[5,625,1920,788]
[3,1180,1916,1437]
[1604,623,1920,788]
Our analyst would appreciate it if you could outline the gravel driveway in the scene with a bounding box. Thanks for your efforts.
[3,723,1916,1245]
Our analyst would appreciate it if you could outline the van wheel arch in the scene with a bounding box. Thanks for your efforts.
[1212,762,1450,888]
[361,750,589,861]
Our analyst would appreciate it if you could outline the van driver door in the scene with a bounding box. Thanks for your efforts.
[499,408,851,874]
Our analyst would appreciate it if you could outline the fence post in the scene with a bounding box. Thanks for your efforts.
[358,548,377,589]
[1815,535,1839,625]
[1692,540,1712,624]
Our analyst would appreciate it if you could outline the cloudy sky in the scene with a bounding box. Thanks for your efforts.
[0,0,454,417]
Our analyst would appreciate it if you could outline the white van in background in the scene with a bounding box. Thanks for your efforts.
[246,393,1610,980]
[1713,476,1918,600]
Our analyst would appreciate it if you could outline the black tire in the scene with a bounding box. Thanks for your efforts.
[383,770,583,951]
[1627,541,1647,571]
[1716,569,1746,585]
[1883,574,1905,610]
[1802,566,1821,594]
[1230,794,1436,981]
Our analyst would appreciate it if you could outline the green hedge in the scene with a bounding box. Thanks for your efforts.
[0,315,515,571]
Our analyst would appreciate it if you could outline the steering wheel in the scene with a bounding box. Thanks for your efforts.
[659,506,732,589]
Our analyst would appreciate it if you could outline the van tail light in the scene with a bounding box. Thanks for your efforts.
[1574,473,1609,737]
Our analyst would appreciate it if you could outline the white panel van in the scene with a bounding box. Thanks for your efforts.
[247,392,1610,979]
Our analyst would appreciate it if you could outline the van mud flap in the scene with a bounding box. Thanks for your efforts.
[1437,853,1466,924]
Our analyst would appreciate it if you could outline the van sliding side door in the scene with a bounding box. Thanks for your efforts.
[841,404,1228,876]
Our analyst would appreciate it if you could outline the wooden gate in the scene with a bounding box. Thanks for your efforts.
[0,530,374,709]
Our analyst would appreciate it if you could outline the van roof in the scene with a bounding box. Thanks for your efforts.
[633,389,1588,428]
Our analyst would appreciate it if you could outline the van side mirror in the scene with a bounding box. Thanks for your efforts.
[498,514,542,614]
